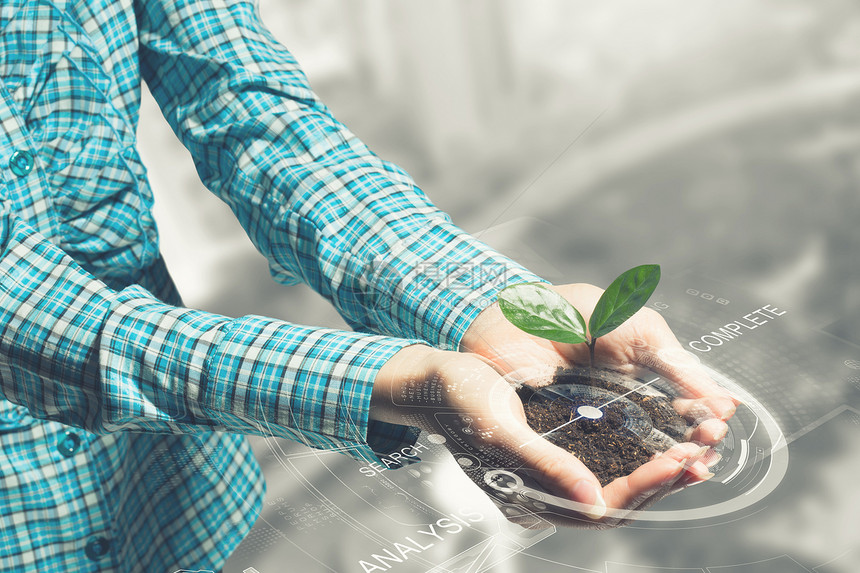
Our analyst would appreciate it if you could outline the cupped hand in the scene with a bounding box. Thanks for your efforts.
[454,282,740,520]
[461,283,739,445]
[371,345,714,528]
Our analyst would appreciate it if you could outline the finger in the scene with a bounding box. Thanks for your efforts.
[687,418,729,445]
[628,320,740,406]
[665,448,714,482]
[515,430,607,520]
[667,466,720,496]
[611,453,714,526]
[703,449,722,468]
[601,442,709,517]
[673,396,737,422]
[601,453,690,525]
[636,346,731,401]
[611,441,721,526]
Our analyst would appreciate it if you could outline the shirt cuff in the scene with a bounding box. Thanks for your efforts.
[100,285,423,464]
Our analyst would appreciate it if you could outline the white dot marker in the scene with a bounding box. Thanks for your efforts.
[577,405,603,420]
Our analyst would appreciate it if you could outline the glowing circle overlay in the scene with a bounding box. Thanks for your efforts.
[518,367,788,522]
[576,405,604,420]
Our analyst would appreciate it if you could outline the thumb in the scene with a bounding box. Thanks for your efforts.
[511,424,607,520]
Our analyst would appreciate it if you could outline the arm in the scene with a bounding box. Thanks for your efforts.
[0,206,421,462]
[133,1,725,525]
[135,0,544,351]
[1,0,539,467]
[132,0,733,525]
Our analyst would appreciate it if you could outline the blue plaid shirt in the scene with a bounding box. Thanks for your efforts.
[0,0,541,571]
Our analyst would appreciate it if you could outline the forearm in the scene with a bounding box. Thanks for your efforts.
[0,209,422,462]
[136,0,545,349]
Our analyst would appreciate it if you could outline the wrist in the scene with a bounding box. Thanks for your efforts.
[370,344,440,425]
[459,280,553,356]
[459,301,528,372]
[459,287,571,382]
[460,302,502,353]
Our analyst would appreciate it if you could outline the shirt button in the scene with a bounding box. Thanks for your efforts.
[84,536,111,560]
[57,430,81,457]
[8,150,34,177]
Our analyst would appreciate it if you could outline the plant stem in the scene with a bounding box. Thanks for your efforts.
[588,338,596,370]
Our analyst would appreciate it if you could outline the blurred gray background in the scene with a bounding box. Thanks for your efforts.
[135,1,860,571]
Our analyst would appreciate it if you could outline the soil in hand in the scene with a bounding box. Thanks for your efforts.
[518,368,688,486]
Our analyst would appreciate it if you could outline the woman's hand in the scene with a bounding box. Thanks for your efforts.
[371,344,714,528]
[460,283,739,447]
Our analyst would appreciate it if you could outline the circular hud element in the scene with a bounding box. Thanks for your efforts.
[518,368,688,486]
[507,367,787,524]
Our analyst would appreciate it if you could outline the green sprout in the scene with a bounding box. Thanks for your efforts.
[497,264,661,368]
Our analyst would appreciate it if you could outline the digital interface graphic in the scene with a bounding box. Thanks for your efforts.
[134,2,860,571]
[219,273,859,573]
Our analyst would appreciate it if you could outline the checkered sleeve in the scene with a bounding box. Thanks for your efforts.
[136,0,546,352]
[0,208,419,463]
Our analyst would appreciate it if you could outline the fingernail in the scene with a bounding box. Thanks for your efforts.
[679,444,707,460]
[719,399,738,419]
[588,490,607,520]
[690,471,717,487]
[674,457,691,474]
[712,424,728,442]
[691,460,711,476]
[677,471,717,493]
[572,480,607,520]
[705,453,722,468]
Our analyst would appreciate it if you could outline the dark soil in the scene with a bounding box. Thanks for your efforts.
[518,368,688,486]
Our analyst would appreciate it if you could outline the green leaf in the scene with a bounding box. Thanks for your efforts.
[588,264,661,339]
[497,283,588,344]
